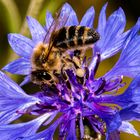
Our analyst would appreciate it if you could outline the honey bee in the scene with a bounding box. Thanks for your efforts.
[31,8,100,87]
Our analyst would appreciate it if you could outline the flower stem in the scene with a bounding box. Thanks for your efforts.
[20,0,45,36]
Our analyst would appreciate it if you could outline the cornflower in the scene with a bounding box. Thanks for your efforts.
[1,2,140,140]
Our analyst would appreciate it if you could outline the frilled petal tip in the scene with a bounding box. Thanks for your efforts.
[2,58,31,75]
[8,33,34,58]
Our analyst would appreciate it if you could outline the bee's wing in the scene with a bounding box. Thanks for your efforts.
[43,6,71,44]
[44,6,71,59]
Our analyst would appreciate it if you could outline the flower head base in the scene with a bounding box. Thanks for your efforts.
[1,2,140,140]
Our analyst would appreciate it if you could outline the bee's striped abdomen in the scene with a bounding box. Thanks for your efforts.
[77,26,85,45]
[52,26,100,51]
[52,27,68,49]
[68,26,76,46]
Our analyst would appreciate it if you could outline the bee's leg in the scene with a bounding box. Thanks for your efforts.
[73,49,85,58]
[58,63,71,89]
[70,51,85,85]
[40,82,59,95]
[62,52,86,85]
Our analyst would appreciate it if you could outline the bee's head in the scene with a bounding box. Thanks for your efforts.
[31,70,58,86]
[31,42,49,68]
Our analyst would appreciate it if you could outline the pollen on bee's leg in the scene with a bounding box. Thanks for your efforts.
[76,68,85,84]
[76,68,85,78]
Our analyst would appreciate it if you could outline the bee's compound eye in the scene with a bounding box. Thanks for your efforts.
[32,70,52,81]
[41,71,52,80]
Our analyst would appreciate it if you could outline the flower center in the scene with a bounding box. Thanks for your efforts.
[26,53,125,138]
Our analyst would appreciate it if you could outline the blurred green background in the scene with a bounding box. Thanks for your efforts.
[0,0,140,139]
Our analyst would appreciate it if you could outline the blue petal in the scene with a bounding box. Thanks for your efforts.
[119,105,140,121]
[45,11,53,31]
[119,121,139,137]
[106,113,121,133]
[66,118,77,140]
[85,102,121,132]
[88,53,100,75]
[0,71,27,96]
[58,112,71,138]
[0,110,21,125]
[120,75,140,106]
[105,18,140,78]
[105,112,121,137]
[0,71,40,124]
[43,111,58,125]
[115,36,140,77]
[26,16,46,43]
[0,113,49,140]
[3,58,31,75]
[97,3,107,37]
[0,105,36,125]
[79,115,84,139]
[61,3,79,26]
[102,7,126,42]
[8,34,34,58]
[95,75,140,108]
[85,102,116,117]
[80,6,95,28]
[95,7,126,60]
[20,76,31,86]
[21,117,62,140]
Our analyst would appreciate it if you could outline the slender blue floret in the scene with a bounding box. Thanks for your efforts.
[1,2,140,140]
